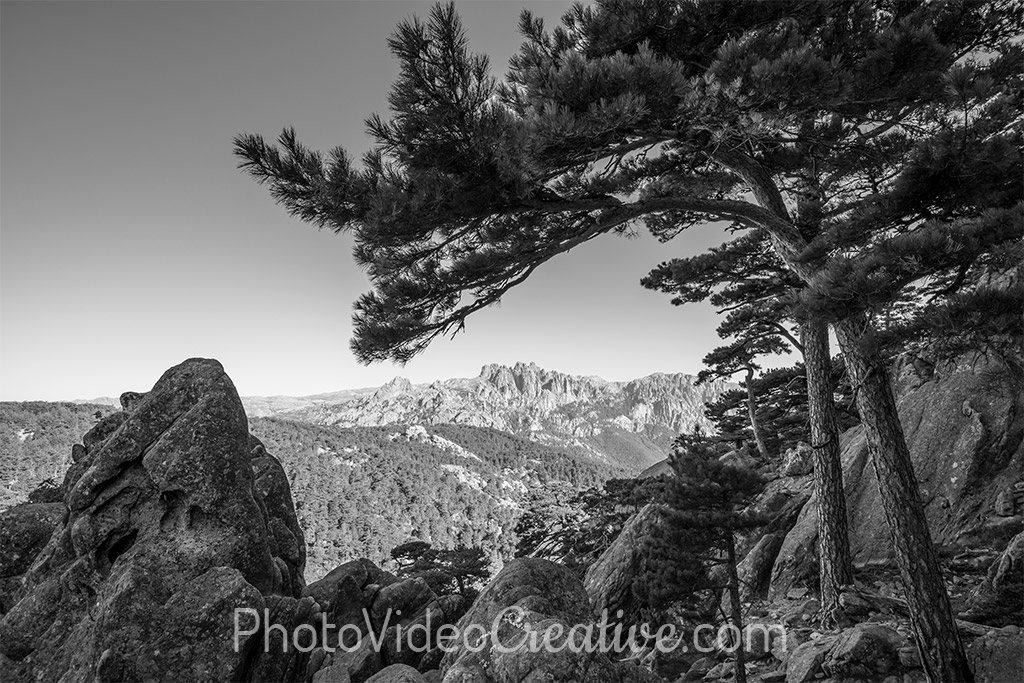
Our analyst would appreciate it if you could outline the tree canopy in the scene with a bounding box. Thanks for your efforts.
[236,3,1022,679]
[236,0,1021,366]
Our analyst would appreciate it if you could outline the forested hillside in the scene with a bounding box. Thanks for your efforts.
[0,403,624,580]
[0,402,115,508]
[250,417,623,578]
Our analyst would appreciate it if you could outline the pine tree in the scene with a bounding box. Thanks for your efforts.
[644,230,800,462]
[235,3,1022,678]
[390,540,491,599]
[645,230,859,617]
[635,431,765,683]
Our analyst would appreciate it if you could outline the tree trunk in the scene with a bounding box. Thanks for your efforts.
[801,319,854,621]
[725,532,748,683]
[834,315,973,683]
[744,364,770,461]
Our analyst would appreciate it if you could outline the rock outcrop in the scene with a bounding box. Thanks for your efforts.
[439,558,659,683]
[301,557,466,681]
[584,504,660,617]
[0,359,311,682]
[769,355,1024,598]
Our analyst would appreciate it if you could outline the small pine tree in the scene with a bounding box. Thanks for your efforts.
[634,431,766,683]
[390,540,491,600]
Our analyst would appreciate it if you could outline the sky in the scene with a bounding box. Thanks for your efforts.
[1,0,793,401]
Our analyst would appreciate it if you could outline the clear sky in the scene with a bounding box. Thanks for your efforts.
[1,0,793,401]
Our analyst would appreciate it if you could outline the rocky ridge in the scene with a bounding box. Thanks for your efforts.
[246,362,730,472]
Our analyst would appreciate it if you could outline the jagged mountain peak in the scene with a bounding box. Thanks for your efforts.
[244,363,733,473]
[373,376,413,401]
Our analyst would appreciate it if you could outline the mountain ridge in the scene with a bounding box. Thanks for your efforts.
[246,362,732,472]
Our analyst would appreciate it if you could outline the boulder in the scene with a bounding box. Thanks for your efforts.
[366,664,427,682]
[704,661,734,679]
[440,558,659,682]
[784,636,835,683]
[682,656,712,681]
[304,558,397,615]
[313,663,353,683]
[743,622,786,660]
[305,557,465,676]
[584,504,660,616]
[967,630,1024,683]
[822,624,902,678]
[0,358,311,681]
[771,356,1024,597]
[731,533,786,610]
[771,628,810,664]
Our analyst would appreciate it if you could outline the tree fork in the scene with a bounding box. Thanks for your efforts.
[801,319,854,621]
[834,315,973,683]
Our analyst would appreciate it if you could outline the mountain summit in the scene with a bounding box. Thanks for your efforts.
[243,363,731,471]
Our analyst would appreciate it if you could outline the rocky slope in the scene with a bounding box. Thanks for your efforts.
[766,353,1024,602]
[246,363,730,473]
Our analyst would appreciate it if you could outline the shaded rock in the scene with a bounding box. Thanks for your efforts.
[838,590,874,619]
[744,622,786,660]
[785,636,835,683]
[313,663,353,683]
[966,630,1024,683]
[742,533,786,599]
[366,664,427,682]
[380,590,464,669]
[372,577,436,631]
[304,558,397,616]
[771,628,810,664]
[704,661,734,679]
[0,358,310,681]
[584,504,659,616]
[332,637,383,682]
[303,558,462,674]
[823,624,902,678]
[781,600,820,627]
[771,356,1024,598]
[119,391,146,412]
[440,558,658,683]
[682,656,712,681]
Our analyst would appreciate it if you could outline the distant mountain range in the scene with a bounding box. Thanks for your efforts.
[240,362,732,472]
[6,362,729,574]
[72,362,730,472]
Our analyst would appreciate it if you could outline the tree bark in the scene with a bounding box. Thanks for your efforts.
[744,364,770,461]
[801,319,854,621]
[834,315,973,683]
[725,532,748,683]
